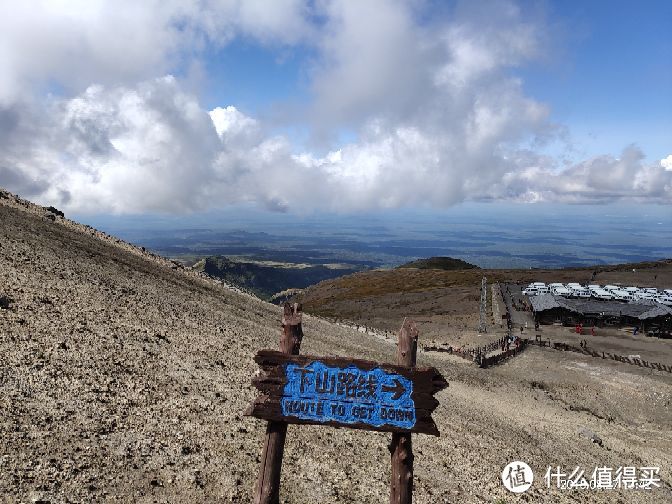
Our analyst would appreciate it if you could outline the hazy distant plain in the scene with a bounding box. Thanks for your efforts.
[81,203,672,270]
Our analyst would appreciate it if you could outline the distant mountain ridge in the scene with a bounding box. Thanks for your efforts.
[192,255,362,300]
[398,256,478,270]
[194,255,477,300]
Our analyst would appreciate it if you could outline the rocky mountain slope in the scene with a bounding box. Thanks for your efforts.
[1,189,671,503]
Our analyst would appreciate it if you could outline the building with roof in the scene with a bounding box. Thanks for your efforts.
[529,294,672,332]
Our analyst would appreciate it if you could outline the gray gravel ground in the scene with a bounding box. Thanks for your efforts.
[1,190,671,503]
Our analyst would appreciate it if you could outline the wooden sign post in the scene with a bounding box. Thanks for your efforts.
[247,310,447,504]
[253,303,303,504]
[390,318,417,504]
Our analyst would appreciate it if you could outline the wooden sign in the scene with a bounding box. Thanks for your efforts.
[248,307,446,504]
[246,350,447,436]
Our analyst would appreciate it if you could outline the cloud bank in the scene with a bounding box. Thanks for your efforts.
[0,0,669,213]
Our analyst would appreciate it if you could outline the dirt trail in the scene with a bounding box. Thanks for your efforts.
[1,191,671,503]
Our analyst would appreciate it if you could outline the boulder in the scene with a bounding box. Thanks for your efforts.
[43,205,65,218]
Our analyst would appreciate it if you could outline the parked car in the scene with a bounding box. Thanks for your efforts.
[592,289,614,300]
[611,289,633,301]
[552,287,572,297]
[658,296,672,307]
[573,288,591,299]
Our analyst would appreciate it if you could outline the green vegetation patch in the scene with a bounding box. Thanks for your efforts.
[193,255,363,300]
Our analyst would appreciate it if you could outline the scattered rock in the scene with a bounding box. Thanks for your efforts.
[43,206,65,218]
[0,295,13,309]
[155,332,170,343]
[578,427,603,446]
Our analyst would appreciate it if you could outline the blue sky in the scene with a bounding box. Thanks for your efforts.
[200,41,311,114]
[199,0,672,161]
[519,0,672,162]
[0,0,670,215]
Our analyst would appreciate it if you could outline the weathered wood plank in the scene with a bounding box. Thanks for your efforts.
[247,340,447,437]
[247,396,440,437]
[254,350,447,394]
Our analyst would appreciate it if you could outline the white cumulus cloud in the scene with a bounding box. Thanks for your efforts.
[661,154,672,172]
[0,0,312,105]
[0,0,669,213]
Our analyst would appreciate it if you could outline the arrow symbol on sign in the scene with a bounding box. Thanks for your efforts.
[382,378,406,400]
